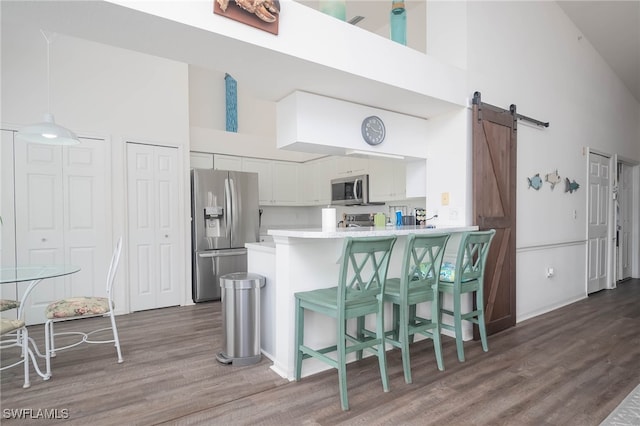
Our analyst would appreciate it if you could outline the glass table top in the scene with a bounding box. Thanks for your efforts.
[0,265,81,284]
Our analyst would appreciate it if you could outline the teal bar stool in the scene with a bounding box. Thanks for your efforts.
[294,235,397,411]
[438,229,495,362]
[382,233,450,384]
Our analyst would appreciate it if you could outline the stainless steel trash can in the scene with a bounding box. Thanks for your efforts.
[216,272,265,366]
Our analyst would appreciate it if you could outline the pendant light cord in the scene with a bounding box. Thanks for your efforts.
[41,29,52,114]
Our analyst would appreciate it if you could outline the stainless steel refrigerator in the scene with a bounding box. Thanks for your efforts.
[191,169,260,302]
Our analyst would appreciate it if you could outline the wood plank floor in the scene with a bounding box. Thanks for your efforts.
[2,279,639,425]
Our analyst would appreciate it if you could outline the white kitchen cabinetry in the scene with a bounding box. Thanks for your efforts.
[190,152,214,169]
[242,158,298,205]
[298,157,334,205]
[369,159,406,202]
[332,156,368,178]
[242,158,272,204]
[213,154,242,171]
[406,160,426,198]
[271,161,298,205]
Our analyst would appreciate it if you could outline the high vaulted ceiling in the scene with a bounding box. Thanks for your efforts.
[558,1,640,103]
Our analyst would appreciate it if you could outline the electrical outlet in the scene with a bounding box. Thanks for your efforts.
[546,267,555,278]
[441,192,450,206]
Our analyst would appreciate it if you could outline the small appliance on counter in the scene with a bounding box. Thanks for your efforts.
[342,213,374,227]
[373,213,386,227]
[415,208,426,225]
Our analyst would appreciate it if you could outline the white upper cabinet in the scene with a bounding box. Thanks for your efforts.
[332,156,368,178]
[271,161,299,205]
[369,159,406,202]
[298,157,334,205]
[405,160,427,198]
[241,158,273,205]
[242,158,298,206]
[190,152,214,169]
[213,154,242,171]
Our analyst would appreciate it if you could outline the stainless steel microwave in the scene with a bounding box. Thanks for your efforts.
[331,174,371,206]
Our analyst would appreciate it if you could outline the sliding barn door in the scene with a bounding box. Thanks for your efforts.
[472,97,517,336]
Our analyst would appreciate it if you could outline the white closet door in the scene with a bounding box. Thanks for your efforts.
[64,140,110,298]
[587,153,610,294]
[618,163,632,280]
[13,137,109,325]
[127,143,181,311]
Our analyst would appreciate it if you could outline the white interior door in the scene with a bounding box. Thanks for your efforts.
[617,162,632,281]
[13,136,109,324]
[127,142,181,311]
[587,152,610,294]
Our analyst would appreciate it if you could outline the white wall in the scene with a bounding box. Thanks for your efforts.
[423,108,470,227]
[188,65,322,162]
[427,1,640,320]
[1,21,191,312]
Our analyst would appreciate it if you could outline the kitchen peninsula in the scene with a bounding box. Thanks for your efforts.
[246,225,478,380]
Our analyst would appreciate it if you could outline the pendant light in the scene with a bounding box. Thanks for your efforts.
[16,31,80,145]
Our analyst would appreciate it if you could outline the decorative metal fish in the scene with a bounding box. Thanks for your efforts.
[565,178,580,193]
[527,173,543,190]
[545,169,562,190]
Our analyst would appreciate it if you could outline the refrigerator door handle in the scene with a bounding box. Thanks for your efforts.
[229,176,238,243]
[224,177,232,239]
[198,249,247,258]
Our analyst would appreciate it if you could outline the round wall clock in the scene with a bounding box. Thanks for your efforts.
[361,116,386,146]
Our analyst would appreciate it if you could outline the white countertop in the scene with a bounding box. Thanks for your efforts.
[245,242,276,253]
[267,225,478,239]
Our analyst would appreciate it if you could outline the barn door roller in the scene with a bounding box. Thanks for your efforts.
[472,91,549,129]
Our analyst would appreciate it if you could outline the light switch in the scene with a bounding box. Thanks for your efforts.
[441,192,450,206]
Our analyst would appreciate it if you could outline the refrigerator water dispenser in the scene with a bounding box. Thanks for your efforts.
[205,206,223,238]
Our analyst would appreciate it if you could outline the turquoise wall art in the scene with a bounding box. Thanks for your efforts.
[225,73,238,132]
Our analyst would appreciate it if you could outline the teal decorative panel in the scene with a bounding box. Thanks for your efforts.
[225,73,238,132]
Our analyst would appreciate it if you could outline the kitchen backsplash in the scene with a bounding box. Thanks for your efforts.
[259,198,426,234]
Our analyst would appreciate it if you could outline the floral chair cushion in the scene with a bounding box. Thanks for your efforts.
[0,299,20,312]
[439,262,456,282]
[45,297,113,319]
[0,317,25,334]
